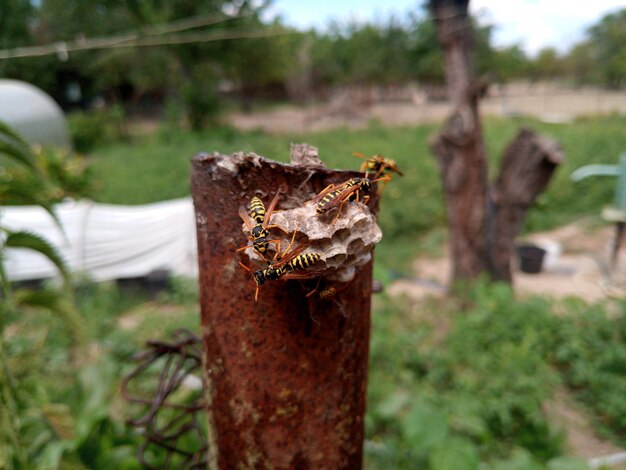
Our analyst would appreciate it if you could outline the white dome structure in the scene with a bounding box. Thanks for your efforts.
[0,79,71,148]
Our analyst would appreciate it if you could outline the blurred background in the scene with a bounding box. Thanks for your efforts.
[1,0,626,469]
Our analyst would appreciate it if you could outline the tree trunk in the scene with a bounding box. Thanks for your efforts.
[429,0,490,284]
[488,129,565,282]
[429,0,564,286]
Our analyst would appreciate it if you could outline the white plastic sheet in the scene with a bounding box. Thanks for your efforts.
[1,198,198,281]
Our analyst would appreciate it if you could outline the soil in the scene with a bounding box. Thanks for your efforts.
[387,219,626,303]
[227,83,626,134]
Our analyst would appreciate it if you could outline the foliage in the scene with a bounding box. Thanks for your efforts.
[0,121,86,468]
[586,9,626,88]
[552,299,626,441]
[2,1,626,123]
[182,65,222,130]
[67,105,128,154]
[4,269,202,469]
[366,282,626,468]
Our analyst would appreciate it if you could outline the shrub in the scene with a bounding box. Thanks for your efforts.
[67,105,127,153]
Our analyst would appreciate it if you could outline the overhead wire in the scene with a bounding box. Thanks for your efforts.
[0,12,293,60]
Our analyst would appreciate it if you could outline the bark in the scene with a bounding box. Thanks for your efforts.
[430,0,564,286]
[489,129,565,282]
[429,0,490,283]
[190,146,376,469]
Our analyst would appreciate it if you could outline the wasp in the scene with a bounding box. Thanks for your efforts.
[305,279,351,300]
[309,176,390,223]
[237,191,290,261]
[238,229,323,301]
[304,279,352,317]
[353,152,403,180]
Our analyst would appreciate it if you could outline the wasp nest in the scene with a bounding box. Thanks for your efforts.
[240,196,382,283]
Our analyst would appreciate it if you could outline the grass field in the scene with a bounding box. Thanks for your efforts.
[8,115,626,468]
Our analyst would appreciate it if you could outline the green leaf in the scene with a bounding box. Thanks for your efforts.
[4,230,70,284]
[430,437,479,470]
[36,440,74,470]
[377,390,410,418]
[401,402,448,451]
[0,120,39,173]
[42,403,76,441]
[14,288,85,344]
[74,359,117,443]
[487,449,544,470]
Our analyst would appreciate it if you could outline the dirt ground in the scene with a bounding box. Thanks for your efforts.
[388,219,625,303]
[228,82,626,133]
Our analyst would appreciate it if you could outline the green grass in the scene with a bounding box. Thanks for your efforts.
[366,284,625,469]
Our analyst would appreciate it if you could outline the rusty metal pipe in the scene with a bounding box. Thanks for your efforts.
[190,146,377,469]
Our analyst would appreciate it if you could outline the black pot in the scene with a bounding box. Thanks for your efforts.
[516,244,546,274]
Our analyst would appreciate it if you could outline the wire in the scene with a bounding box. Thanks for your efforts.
[0,12,291,60]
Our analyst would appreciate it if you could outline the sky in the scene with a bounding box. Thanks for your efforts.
[266,0,626,56]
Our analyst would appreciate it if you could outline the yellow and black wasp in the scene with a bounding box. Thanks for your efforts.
[237,191,290,261]
[239,227,323,301]
[308,175,390,223]
[353,152,403,180]
[305,278,351,300]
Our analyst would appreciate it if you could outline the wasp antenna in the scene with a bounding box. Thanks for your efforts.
[255,285,260,302]
[352,152,366,159]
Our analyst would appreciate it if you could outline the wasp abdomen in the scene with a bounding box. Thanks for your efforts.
[317,190,341,214]
[288,253,321,271]
[249,196,266,224]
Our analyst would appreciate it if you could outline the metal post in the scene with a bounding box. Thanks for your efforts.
[190,148,377,469]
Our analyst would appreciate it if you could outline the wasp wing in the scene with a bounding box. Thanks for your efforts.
[263,190,282,228]
[280,268,326,281]
[269,242,312,269]
[239,205,255,232]
[307,178,355,206]
[316,184,362,213]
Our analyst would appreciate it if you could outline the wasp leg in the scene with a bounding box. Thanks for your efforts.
[265,223,291,235]
[305,278,323,298]
[273,224,300,261]
[331,200,349,225]
[332,297,347,317]
[266,239,283,261]
[238,261,261,302]
[236,244,272,263]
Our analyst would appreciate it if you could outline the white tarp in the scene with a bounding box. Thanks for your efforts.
[1,198,198,281]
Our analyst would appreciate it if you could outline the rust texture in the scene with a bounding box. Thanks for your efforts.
[190,146,378,469]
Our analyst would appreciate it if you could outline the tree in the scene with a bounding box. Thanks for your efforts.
[587,8,626,88]
[428,0,563,287]
[529,47,566,81]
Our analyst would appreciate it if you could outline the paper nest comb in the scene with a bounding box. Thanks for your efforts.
[240,197,382,283]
